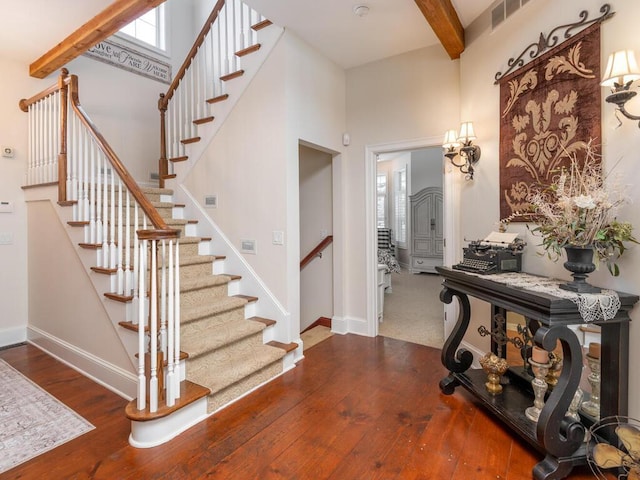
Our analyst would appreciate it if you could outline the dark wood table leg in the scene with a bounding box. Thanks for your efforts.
[439,286,474,395]
[532,325,586,480]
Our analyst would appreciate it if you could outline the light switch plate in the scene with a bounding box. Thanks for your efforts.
[0,233,13,244]
[272,231,284,245]
[0,202,13,213]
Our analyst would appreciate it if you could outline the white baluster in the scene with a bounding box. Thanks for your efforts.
[65,99,72,200]
[89,141,96,244]
[116,180,124,294]
[125,191,132,295]
[132,203,140,325]
[160,240,167,355]
[149,239,158,413]
[96,153,103,266]
[174,242,181,398]
[102,157,109,267]
[166,239,175,406]
[109,174,117,269]
[137,240,147,411]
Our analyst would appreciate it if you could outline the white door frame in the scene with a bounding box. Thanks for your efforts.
[365,137,460,337]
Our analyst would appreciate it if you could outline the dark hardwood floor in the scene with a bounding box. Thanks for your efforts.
[0,336,602,479]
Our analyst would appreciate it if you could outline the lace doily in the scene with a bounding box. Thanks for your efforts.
[458,271,621,322]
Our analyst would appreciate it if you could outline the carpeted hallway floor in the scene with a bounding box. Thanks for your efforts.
[378,268,444,349]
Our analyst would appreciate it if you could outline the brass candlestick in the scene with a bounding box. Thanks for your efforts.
[479,353,509,395]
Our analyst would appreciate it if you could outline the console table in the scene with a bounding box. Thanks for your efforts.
[435,267,638,480]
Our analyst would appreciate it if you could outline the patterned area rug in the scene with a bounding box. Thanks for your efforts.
[0,359,94,474]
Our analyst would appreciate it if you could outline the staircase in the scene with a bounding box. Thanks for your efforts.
[135,186,296,414]
[20,0,295,448]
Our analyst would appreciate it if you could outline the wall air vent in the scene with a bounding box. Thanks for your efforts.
[204,195,218,208]
[240,239,256,254]
[492,0,531,30]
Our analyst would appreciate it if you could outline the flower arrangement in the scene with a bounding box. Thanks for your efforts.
[503,143,637,276]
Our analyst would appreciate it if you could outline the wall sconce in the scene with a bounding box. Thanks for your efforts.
[442,121,481,180]
[602,49,640,127]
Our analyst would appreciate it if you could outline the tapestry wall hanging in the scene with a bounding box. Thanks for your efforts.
[497,20,605,220]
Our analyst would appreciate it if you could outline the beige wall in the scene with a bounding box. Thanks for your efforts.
[458,0,640,417]
[345,45,460,322]
[0,58,46,345]
[184,31,347,340]
[27,199,134,372]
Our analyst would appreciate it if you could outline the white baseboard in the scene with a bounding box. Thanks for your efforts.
[0,326,27,348]
[27,326,137,399]
[331,315,373,337]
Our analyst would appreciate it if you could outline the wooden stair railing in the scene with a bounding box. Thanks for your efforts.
[300,236,334,270]
[158,0,269,186]
[20,69,182,414]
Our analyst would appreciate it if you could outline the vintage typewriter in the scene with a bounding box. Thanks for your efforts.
[453,231,525,274]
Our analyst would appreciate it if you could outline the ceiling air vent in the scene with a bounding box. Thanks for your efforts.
[492,0,531,30]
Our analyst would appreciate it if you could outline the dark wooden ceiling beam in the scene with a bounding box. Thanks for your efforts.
[414,0,465,59]
[29,0,166,79]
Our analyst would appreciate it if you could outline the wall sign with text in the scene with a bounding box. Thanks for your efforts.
[84,39,171,85]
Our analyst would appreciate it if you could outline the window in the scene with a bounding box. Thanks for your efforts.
[119,5,166,51]
[394,168,407,248]
[376,173,388,228]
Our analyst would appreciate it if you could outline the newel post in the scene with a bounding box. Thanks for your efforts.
[158,93,168,189]
[58,68,69,203]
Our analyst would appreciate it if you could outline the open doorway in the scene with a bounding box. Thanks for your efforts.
[375,147,445,348]
[299,143,334,350]
[364,136,459,342]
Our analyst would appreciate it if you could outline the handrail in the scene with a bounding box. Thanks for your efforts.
[159,0,226,109]
[157,0,225,185]
[67,75,175,234]
[19,69,176,236]
[300,235,333,270]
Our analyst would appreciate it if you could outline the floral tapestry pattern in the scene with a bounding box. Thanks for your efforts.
[499,23,602,220]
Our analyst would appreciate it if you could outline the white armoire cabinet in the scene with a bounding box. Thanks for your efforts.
[409,187,443,273]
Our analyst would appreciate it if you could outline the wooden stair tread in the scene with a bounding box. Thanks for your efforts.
[226,274,241,281]
[91,266,117,275]
[220,70,244,82]
[249,316,276,328]
[162,174,177,180]
[58,200,77,207]
[193,116,214,125]
[119,320,149,333]
[68,220,89,227]
[206,94,229,104]
[267,340,298,353]
[104,292,133,303]
[236,44,261,57]
[181,137,201,145]
[125,380,210,422]
[169,156,189,163]
[233,294,258,303]
[79,242,101,249]
[251,19,272,31]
